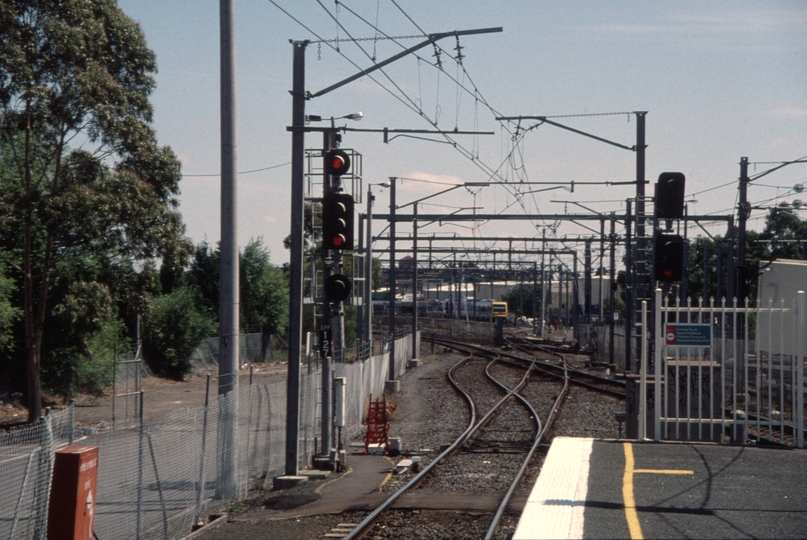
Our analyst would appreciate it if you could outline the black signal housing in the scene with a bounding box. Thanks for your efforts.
[654,233,684,283]
[324,149,351,177]
[322,192,354,251]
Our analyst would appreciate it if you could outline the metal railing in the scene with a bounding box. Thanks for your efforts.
[639,290,806,447]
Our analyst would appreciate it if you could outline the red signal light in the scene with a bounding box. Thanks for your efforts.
[330,155,347,172]
[324,149,351,177]
[331,234,345,247]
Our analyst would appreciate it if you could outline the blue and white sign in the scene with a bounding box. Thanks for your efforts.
[665,324,712,348]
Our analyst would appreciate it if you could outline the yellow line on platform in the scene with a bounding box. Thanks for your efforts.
[622,442,643,540]
[634,469,694,475]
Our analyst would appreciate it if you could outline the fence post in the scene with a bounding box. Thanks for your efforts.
[654,289,662,441]
[34,410,53,540]
[798,291,804,449]
[10,450,37,539]
[137,391,144,540]
[196,374,211,524]
[112,351,116,428]
[69,399,75,446]
[639,300,648,440]
[245,367,254,495]
[145,433,169,538]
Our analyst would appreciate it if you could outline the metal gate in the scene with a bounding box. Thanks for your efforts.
[638,289,805,447]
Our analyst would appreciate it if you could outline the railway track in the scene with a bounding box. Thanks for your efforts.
[434,336,626,399]
[344,339,571,540]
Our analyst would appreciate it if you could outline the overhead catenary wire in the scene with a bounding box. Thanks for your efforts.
[310,0,547,223]
[266,1,653,252]
[184,162,291,177]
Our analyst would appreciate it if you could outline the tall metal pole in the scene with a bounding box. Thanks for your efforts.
[609,215,616,368]
[584,240,592,324]
[737,156,749,302]
[625,199,633,373]
[573,254,579,343]
[364,188,374,358]
[217,0,239,497]
[558,263,563,327]
[532,262,538,335]
[728,217,735,303]
[634,111,647,375]
[388,177,397,383]
[411,203,419,363]
[540,230,546,336]
[599,219,605,321]
[285,40,307,476]
[703,240,709,299]
[357,214,364,346]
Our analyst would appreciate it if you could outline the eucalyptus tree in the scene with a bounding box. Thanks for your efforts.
[0,1,186,421]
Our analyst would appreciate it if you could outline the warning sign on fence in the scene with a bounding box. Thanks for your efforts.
[665,324,712,348]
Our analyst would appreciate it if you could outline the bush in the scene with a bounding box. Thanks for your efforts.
[142,287,216,379]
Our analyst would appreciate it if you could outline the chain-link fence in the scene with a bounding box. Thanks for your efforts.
[0,332,416,539]
[0,413,55,539]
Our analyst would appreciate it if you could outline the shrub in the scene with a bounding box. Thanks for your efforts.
[142,287,216,379]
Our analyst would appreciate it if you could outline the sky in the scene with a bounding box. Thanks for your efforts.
[116,0,807,268]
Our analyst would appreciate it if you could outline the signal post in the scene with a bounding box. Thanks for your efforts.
[319,142,355,467]
[626,172,686,439]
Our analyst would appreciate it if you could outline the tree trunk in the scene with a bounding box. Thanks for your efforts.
[23,216,42,422]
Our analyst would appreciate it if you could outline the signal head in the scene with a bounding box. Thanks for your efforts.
[324,149,351,177]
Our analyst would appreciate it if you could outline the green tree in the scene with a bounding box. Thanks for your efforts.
[141,286,215,380]
[185,238,289,345]
[241,238,289,361]
[0,1,186,421]
[372,257,383,290]
[0,258,20,353]
[501,283,540,318]
[241,238,288,334]
[758,206,807,262]
[187,240,220,316]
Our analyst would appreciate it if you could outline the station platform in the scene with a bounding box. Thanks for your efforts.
[514,437,807,539]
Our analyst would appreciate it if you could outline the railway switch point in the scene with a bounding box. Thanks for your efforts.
[394,459,413,474]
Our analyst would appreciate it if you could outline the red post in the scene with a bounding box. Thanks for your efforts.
[48,446,99,540]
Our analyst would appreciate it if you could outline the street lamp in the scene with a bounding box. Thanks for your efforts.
[305,111,363,124]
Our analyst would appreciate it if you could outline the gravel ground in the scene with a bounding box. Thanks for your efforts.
[199,334,626,540]
[365,509,517,540]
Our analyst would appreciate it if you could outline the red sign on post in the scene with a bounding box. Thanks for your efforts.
[48,446,99,540]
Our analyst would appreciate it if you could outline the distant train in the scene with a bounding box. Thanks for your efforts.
[451,298,509,321]
[374,296,508,321]
[401,297,446,317]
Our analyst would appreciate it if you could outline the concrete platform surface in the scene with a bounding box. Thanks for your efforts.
[231,453,394,521]
[516,437,807,540]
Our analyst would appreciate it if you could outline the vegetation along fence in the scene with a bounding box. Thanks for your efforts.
[0,332,416,539]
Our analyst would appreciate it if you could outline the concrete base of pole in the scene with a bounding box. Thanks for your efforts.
[300,470,331,480]
[312,455,333,470]
[385,379,400,393]
[273,476,308,490]
[407,358,420,368]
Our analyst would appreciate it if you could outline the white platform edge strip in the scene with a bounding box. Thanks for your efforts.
[513,437,594,540]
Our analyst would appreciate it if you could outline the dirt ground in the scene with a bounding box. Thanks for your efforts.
[0,361,290,429]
